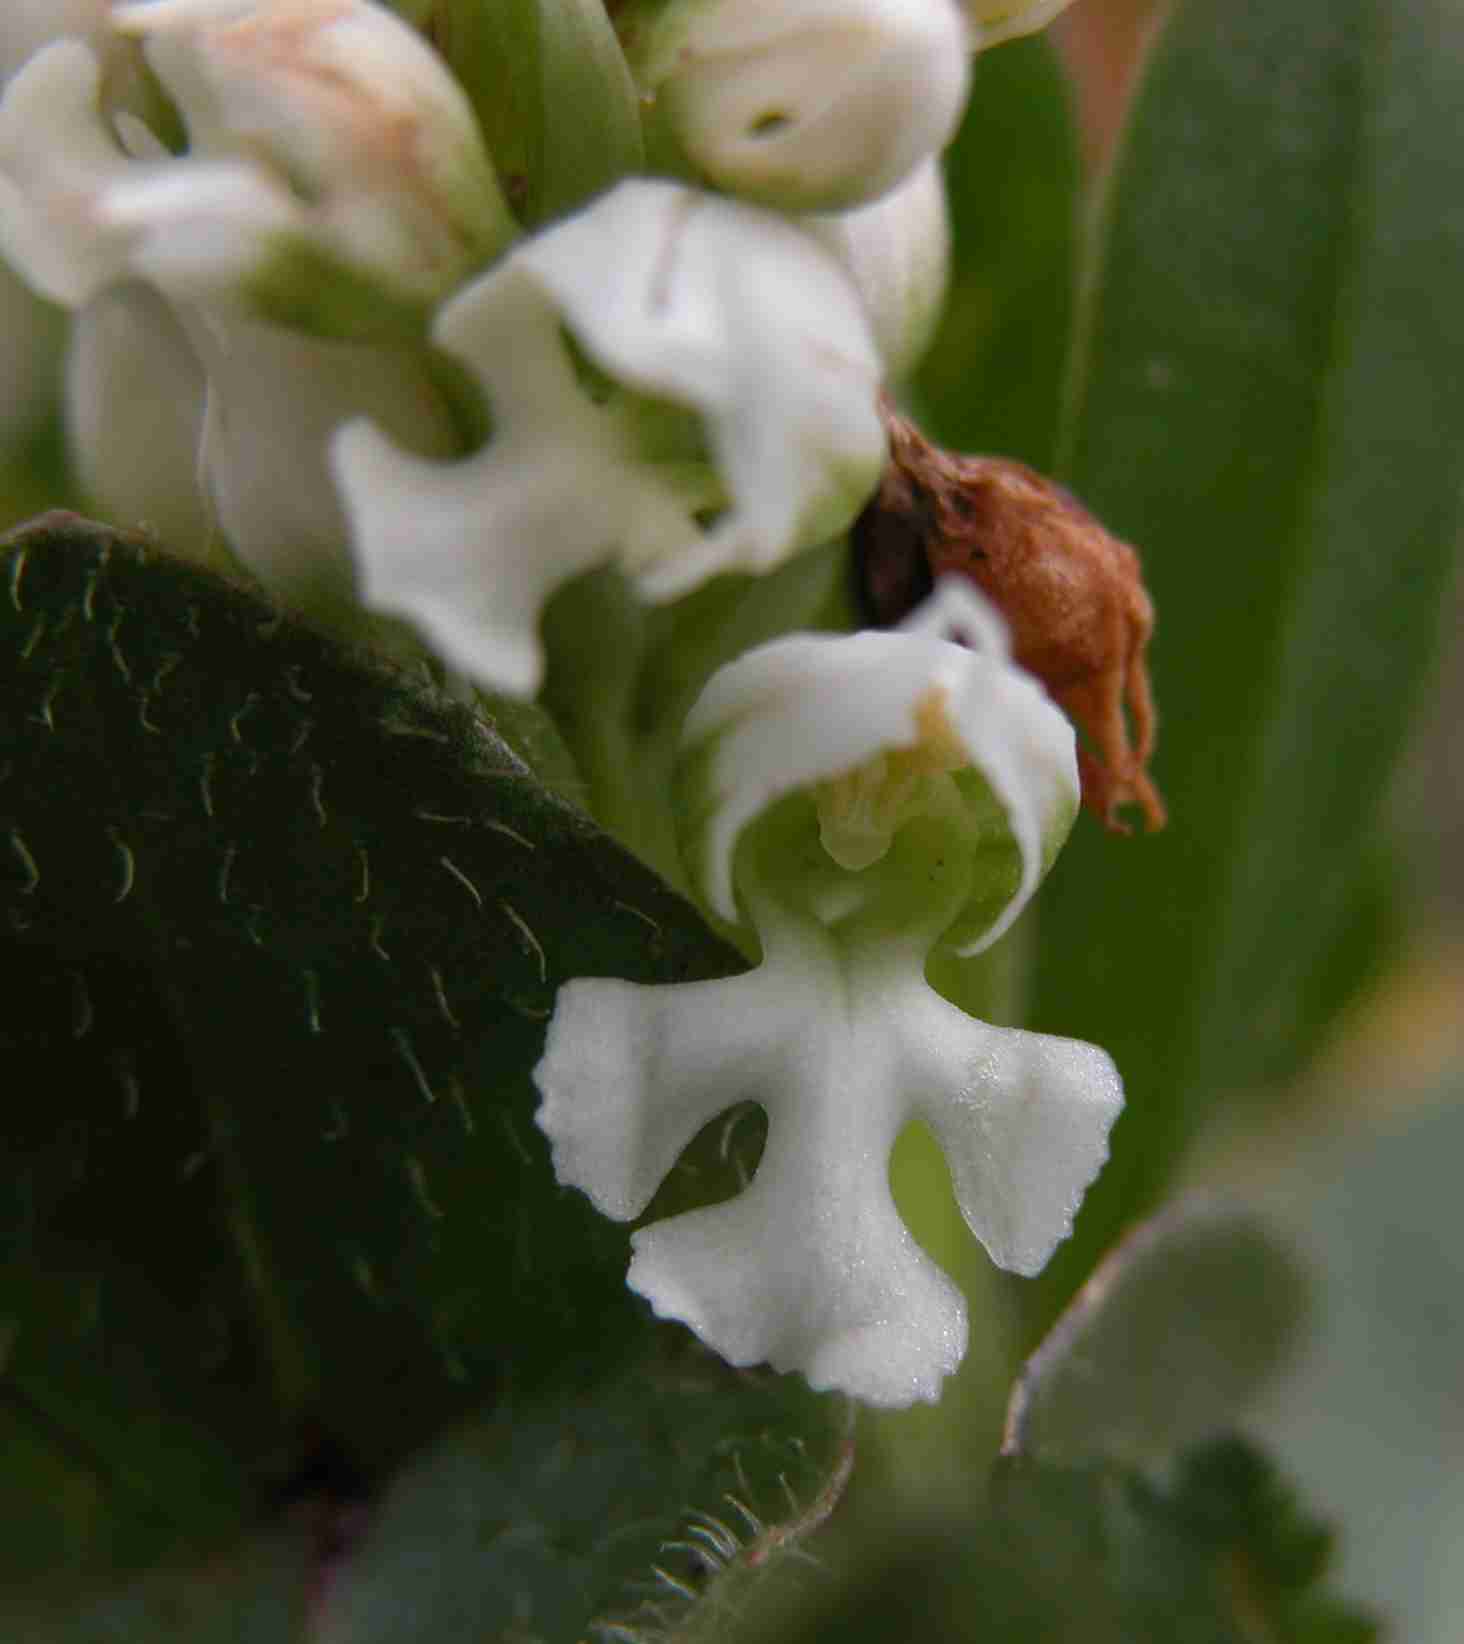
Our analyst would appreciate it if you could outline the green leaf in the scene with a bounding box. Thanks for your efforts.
[318,1356,851,1644]
[728,1440,1377,1644]
[1028,0,1464,1313]
[1004,1200,1311,1468]
[0,514,745,1584]
[912,34,1080,467]
[426,0,644,227]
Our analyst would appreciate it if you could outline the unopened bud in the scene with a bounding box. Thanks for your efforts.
[628,0,971,212]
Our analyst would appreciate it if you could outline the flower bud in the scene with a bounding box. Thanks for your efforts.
[629,0,972,212]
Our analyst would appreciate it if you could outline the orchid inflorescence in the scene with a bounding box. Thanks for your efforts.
[0,0,1132,1406]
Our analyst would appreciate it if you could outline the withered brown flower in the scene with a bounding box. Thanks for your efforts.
[853,401,1166,832]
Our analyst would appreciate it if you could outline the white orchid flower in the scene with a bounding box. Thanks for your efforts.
[332,177,886,697]
[628,0,971,212]
[535,582,1123,1406]
[0,0,512,329]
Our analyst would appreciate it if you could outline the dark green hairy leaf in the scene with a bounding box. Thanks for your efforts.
[0,516,860,1626]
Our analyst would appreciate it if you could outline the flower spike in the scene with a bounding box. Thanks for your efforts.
[536,583,1123,1406]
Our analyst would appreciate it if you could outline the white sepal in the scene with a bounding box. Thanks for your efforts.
[332,179,885,695]
[803,157,951,381]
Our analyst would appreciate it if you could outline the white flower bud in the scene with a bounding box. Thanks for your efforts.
[332,179,885,695]
[803,157,950,381]
[535,582,1120,1406]
[632,0,972,211]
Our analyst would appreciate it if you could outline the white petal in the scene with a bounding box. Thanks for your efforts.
[640,0,972,212]
[898,982,1123,1275]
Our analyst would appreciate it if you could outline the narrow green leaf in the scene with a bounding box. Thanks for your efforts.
[0,515,742,1579]
[1004,1200,1310,1468]
[912,35,1080,466]
[1028,0,1464,1310]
